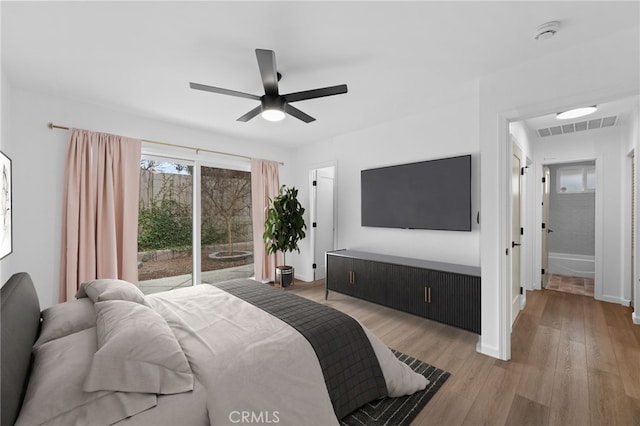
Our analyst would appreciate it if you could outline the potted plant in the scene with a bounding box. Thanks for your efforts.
[263,185,307,287]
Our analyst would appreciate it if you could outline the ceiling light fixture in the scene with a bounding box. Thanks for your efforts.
[260,95,286,122]
[261,109,286,122]
[556,106,598,120]
[534,21,560,41]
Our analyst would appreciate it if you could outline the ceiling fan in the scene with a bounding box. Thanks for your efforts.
[190,49,348,123]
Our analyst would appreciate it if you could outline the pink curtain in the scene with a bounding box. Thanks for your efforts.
[59,129,141,302]
[251,159,283,282]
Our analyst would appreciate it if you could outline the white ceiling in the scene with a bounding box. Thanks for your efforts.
[2,1,639,147]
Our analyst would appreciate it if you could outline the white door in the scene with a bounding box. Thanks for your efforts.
[511,143,523,325]
[541,166,551,288]
[313,167,335,280]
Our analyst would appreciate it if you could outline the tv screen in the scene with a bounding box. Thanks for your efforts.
[361,154,471,231]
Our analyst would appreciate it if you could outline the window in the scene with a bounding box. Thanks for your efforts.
[556,165,595,194]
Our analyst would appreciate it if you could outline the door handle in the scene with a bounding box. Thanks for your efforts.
[512,241,521,248]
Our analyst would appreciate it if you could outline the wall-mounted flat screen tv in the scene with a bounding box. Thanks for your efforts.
[361,154,472,231]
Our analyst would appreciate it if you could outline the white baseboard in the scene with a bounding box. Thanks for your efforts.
[520,296,527,310]
[294,272,313,283]
[633,311,640,325]
[597,294,631,306]
[476,337,503,360]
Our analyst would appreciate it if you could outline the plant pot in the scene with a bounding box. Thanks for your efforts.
[275,265,294,288]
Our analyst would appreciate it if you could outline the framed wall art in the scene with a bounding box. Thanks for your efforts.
[1,150,12,260]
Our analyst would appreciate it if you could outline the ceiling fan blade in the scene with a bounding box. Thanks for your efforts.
[236,105,263,122]
[190,82,260,101]
[283,84,348,103]
[284,104,315,123]
[255,49,279,96]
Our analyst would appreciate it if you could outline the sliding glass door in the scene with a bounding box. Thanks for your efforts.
[200,166,254,284]
[137,158,194,294]
[137,155,254,294]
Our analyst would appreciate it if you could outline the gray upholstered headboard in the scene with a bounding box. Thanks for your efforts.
[1,272,41,426]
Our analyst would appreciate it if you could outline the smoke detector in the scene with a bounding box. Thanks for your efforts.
[534,21,560,41]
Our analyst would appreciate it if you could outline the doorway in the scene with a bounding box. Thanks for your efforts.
[497,95,639,361]
[542,161,596,297]
[310,166,336,281]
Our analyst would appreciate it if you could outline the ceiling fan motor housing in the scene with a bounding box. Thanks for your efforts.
[261,95,285,112]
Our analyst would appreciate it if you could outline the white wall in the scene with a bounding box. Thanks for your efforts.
[0,0,3,282]
[533,126,628,304]
[291,86,481,282]
[0,64,8,283]
[1,85,293,308]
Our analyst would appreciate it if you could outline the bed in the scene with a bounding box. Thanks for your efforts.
[1,272,428,426]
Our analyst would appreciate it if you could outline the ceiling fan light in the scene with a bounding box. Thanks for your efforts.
[557,106,597,120]
[261,108,285,122]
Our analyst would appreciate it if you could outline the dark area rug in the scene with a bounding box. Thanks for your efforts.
[341,350,450,426]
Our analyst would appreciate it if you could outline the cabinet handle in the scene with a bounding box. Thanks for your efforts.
[352,271,355,283]
[424,286,432,303]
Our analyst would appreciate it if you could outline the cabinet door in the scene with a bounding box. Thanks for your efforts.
[386,265,431,317]
[426,271,481,333]
[326,255,356,297]
[350,258,387,305]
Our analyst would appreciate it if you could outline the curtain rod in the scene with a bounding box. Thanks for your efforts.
[47,122,284,165]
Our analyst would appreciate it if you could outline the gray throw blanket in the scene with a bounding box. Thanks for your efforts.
[215,279,387,419]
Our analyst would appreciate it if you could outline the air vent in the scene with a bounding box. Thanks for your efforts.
[537,115,617,137]
[588,118,602,129]
[538,128,551,137]
[601,116,617,127]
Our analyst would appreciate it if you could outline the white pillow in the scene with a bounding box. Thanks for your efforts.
[76,278,149,306]
[84,300,194,395]
[34,298,96,348]
[16,328,156,426]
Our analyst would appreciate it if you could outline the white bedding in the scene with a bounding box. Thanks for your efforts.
[17,279,427,426]
[146,284,427,425]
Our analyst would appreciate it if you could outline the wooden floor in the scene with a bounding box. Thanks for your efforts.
[289,280,640,425]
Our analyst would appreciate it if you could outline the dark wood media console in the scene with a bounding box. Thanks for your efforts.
[325,250,481,334]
